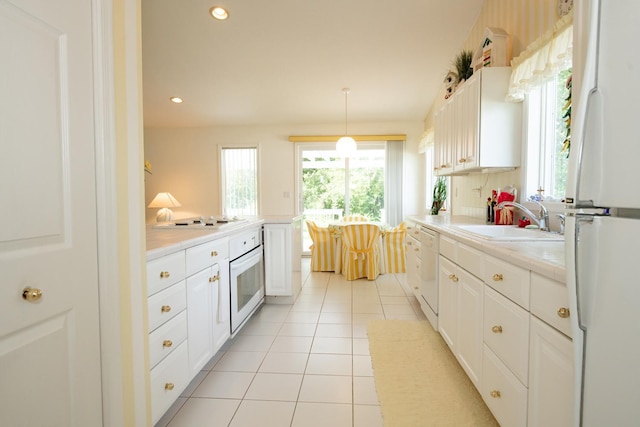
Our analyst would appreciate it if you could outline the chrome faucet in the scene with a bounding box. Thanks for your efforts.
[497,200,550,231]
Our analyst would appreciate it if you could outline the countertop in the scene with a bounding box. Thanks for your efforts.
[407,215,566,283]
[146,217,264,261]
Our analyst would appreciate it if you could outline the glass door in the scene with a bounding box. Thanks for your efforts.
[297,143,386,255]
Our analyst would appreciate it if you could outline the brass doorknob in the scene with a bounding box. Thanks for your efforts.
[161,305,171,313]
[160,271,170,279]
[165,383,175,391]
[492,325,503,333]
[557,307,570,318]
[448,274,459,283]
[490,390,501,398]
[492,273,503,281]
[209,274,220,283]
[162,340,173,348]
[211,251,218,257]
[22,287,43,302]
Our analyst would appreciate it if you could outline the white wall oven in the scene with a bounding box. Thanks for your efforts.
[229,227,264,335]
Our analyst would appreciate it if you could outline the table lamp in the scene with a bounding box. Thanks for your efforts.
[148,192,181,222]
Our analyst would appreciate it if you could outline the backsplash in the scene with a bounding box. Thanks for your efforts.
[451,169,520,219]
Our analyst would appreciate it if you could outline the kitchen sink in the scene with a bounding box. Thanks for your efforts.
[454,225,564,241]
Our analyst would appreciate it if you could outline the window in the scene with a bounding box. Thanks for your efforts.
[524,68,571,201]
[220,147,259,216]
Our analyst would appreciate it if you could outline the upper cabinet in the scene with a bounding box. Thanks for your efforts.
[434,67,521,175]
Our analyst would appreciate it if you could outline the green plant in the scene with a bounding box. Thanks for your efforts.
[454,50,474,82]
[431,177,447,215]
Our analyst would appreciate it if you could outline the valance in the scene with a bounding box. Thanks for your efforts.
[506,12,573,102]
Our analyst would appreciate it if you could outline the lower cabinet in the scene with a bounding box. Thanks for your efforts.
[186,264,218,378]
[436,232,574,427]
[438,253,483,389]
[264,219,302,303]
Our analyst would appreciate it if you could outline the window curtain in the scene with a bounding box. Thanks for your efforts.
[418,129,434,154]
[507,13,573,102]
[221,147,258,216]
[386,140,404,226]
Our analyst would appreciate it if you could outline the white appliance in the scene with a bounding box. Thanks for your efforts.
[566,1,640,425]
[419,226,439,329]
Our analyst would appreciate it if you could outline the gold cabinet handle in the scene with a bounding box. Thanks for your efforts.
[490,390,501,398]
[413,286,419,290]
[492,325,503,333]
[459,158,466,163]
[557,307,570,318]
[414,248,420,252]
[448,274,459,283]
[209,274,220,283]
[22,287,43,302]
[165,383,175,391]
[160,271,170,279]
[161,305,171,313]
[492,273,503,282]
[440,164,447,168]
[162,340,173,348]
[211,251,218,257]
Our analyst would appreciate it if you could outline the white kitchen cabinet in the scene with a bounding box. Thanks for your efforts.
[437,239,484,388]
[264,218,302,303]
[528,316,575,427]
[186,265,217,377]
[406,224,422,298]
[434,67,521,175]
[213,257,231,352]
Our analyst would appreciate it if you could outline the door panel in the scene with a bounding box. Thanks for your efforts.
[0,0,102,425]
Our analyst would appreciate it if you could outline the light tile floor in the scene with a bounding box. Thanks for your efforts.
[155,259,426,427]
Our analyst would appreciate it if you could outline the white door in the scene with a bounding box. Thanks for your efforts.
[0,0,103,425]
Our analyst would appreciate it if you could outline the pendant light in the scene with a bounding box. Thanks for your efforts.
[336,88,357,157]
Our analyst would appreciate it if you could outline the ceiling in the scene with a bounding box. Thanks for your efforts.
[141,0,484,128]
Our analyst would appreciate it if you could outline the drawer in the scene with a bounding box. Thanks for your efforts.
[406,235,421,255]
[457,243,483,278]
[147,251,186,296]
[483,254,530,309]
[149,310,188,369]
[229,227,261,260]
[186,237,229,276]
[148,281,187,332]
[484,285,530,385]
[150,341,189,425]
[407,226,421,242]
[530,273,572,338]
[482,345,528,427]
[439,234,457,261]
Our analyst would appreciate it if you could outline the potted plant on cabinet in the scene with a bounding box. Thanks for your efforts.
[431,177,447,215]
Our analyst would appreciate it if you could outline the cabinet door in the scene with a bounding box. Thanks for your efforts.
[438,255,457,350]
[264,224,291,296]
[461,74,480,169]
[528,316,574,427]
[186,268,213,377]
[456,268,484,388]
[406,236,421,295]
[453,83,466,173]
[213,258,231,352]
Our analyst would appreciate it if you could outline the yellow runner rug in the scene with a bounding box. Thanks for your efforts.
[367,320,499,427]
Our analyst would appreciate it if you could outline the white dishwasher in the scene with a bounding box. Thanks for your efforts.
[419,226,439,330]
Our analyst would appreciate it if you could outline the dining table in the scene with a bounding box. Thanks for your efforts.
[327,221,390,276]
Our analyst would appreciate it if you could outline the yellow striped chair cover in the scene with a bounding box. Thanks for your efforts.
[306,220,336,272]
[383,221,407,273]
[341,214,368,222]
[340,223,382,281]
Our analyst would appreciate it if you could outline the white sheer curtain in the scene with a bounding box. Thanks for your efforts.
[507,13,573,102]
[385,140,404,226]
[220,147,259,217]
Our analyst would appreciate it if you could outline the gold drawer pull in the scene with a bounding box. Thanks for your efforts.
[22,287,43,302]
[160,271,170,279]
[165,383,175,391]
[492,325,503,333]
[209,274,220,283]
[440,164,447,168]
[211,250,218,257]
[413,286,419,290]
[448,274,459,283]
[162,340,173,348]
[492,273,503,282]
[161,305,171,313]
[459,158,466,163]
[557,307,570,318]
[414,248,420,252]
[490,390,501,398]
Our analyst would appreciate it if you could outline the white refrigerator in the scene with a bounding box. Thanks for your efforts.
[566,1,640,425]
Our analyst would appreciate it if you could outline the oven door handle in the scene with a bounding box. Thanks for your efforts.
[231,247,262,271]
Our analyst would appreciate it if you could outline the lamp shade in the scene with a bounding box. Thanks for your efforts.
[148,192,181,222]
[336,136,357,157]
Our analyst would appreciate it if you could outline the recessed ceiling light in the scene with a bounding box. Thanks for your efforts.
[209,6,229,20]
[170,97,183,104]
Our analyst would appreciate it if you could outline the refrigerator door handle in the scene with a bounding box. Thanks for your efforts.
[574,214,598,331]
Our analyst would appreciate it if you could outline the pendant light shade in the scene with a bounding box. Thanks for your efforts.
[336,88,357,157]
